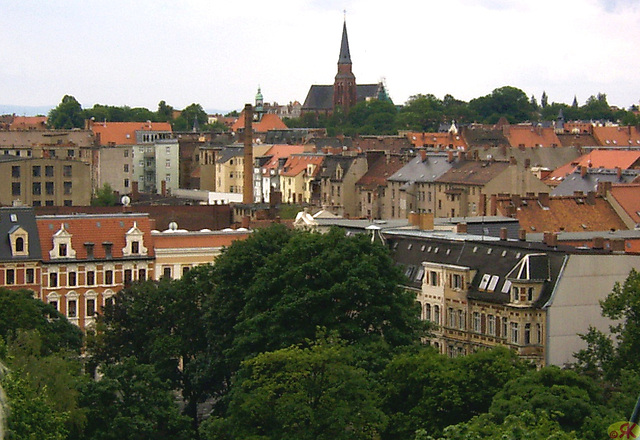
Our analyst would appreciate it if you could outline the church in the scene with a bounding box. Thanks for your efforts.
[302,20,390,115]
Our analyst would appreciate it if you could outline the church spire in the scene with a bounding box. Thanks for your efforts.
[338,19,352,65]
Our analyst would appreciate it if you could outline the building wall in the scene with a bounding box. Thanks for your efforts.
[4,158,91,207]
[199,149,217,191]
[98,145,133,195]
[216,156,245,194]
[546,253,639,366]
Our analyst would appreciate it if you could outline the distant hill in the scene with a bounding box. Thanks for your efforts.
[0,105,53,116]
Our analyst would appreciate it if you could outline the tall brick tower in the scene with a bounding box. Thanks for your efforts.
[333,20,357,114]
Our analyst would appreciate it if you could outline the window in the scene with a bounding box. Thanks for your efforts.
[510,322,519,344]
[45,165,54,177]
[15,237,24,253]
[67,149,75,158]
[87,271,95,286]
[165,174,170,182]
[11,166,20,178]
[32,165,41,177]
[124,269,133,285]
[86,298,96,316]
[6,269,14,285]
[105,270,113,285]
[424,303,431,321]
[45,200,54,206]
[64,200,72,206]
[434,305,440,325]
[103,242,112,259]
[473,312,481,332]
[429,271,438,286]
[11,182,20,196]
[524,323,531,344]
[448,308,456,328]
[124,164,129,172]
[49,299,58,310]
[105,296,114,308]
[64,181,72,195]
[49,272,58,287]
[32,182,41,195]
[85,243,94,259]
[124,149,129,158]
[488,315,496,336]
[166,146,171,154]
[182,266,190,277]
[527,287,534,301]
[537,323,542,344]
[68,271,76,287]
[502,318,508,339]
[63,165,72,177]
[131,241,139,254]
[163,266,172,279]
[45,181,54,195]
[26,268,34,284]
[452,273,463,289]
[67,299,77,318]
[58,243,67,257]
[458,310,465,330]
[166,159,171,168]
[124,178,129,188]
[138,268,146,281]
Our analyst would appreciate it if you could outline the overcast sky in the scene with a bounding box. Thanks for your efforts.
[2,0,639,114]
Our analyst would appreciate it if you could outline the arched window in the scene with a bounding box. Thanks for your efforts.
[15,237,24,252]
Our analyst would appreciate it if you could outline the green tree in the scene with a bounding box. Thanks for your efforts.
[91,183,118,207]
[397,94,445,131]
[347,99,398,135]
[0,289,82,355]
[381,347,527,439]
[541,91,549,108]
[156,100,175,122]
[468,86,534,124]
[78,357,193,440]
[202,336,387,440]
[48,95,84,129]
[174,103,208,131]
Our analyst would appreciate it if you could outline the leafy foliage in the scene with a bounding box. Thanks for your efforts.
[48,95,84,129]
[91,183,118,207]
[201,335,387,440]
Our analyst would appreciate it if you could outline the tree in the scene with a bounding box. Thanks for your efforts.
[91,183,118,207]
[397,94,445,131]
[156,100,174,122]
[346,99,397,135]
[201,335,387,440]
[469,86,534,124]
[48,95,84,129]
[381,347,527,439]
[173,103,208,131]
[541,91,549,108]
[0,288,82,355]
[77,357,193,440]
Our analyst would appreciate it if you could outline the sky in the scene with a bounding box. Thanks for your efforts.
[1,0,639,114]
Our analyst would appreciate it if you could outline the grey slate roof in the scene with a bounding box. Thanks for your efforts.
[388,153,453,184]
[215,146,244,164]
[319,155,360,182]
[302,84,380,111]
[0,207,41,262]
[551,169,640,196]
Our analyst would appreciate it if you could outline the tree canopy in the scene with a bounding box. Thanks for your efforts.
[48,95,85,129]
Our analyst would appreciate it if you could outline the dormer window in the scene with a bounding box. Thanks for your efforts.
[15,237,24,252]
[50,224,76,259]
[84,243,94,259]
[103,242,113,259]
[132,241,139,254]
[123,221,148,257]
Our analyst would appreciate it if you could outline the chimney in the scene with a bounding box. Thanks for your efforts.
[456,222,467,234]
[616,166,622,180]
[593,236,605,249]
[500,227,508,240]
[524,158,531,169]
[518,229,527,241]
[479,193,487,216]
[161,179,167,197]
[509,156,517,165]
[511,194,521,208]
[241,216,250,229]
[610,238,626,253]
[544,231,557,247]
[586,191,596,205]
[131,180,139,202]
[420,150,427,161]
[447,150,454,163]
[419,212,434,231]
[597,181,613,197]
[243,103,254,204]
[408,211,419,227]
[473,149,479,160]
[457,150,464,161]
[490,194,498,216]
[580,165,587,177]
[538,192,549,208]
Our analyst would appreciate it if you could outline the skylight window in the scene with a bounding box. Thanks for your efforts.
[501,280,512,294]
[479,274,491,290]
[488,275,500,292]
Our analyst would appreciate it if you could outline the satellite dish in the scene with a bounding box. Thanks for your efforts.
[121,195,131,206]
[168,221,178,231]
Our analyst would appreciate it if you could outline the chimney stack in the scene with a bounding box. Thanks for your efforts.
[586,191,596,205]
[243,104,253,204]
[518,229,527,241]
[456,222,467,234]
[500,227,508,240]
[593,236,604,249]
[447,150,454,163]
[580,165,587,177]
[538,192,549,208]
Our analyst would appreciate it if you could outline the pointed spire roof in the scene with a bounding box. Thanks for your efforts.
[338,20,352,64]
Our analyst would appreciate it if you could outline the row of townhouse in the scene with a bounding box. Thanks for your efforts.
[0,207,250,330]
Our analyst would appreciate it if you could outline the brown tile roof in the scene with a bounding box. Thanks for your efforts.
[556,133,599,147]
[545,150,640,182]
[9,116,47,130]
[91,121,172,145]
[406,132,467,150]
[37,214,155,261]
[356,155,404,190]
[281,154,325,177]
[593,125,640,147]
[503,125,561,148]
[152,230,250,249]
[260,144,307,172]
[352,136,413,153]
[609,184,640,225]
[435,160,510,186]
[497,195,627,233]
[231,113,288,132]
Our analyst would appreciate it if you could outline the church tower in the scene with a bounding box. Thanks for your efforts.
[333,20,357,114]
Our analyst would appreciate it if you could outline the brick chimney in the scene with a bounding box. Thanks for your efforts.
[457,150,465,161]
[616,166,622,180]
[408,211,419,227]
[586,191,596,205]
[419,212,434,231]
[479,193,487,216]
[538,192,549,208]
[524,158,531,168]
[131,180,139,202]
[490,194,498,216]
[597,181,613,197]
[580,165,587,177]
[161,179,167,197]
[447,150,454,163]
[593,236,604,249]
[509,156,517,165]
[518,229,527,241]
[610,238,626,253]
[456,222,467,234]
[420,150,427,161]
[500,227,508,240]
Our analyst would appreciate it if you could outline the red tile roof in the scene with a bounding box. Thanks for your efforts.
[153,230,250,249]
[503,125,561,148]
[406,132,467,150]
[37,214,155,261]
[609,184,640,225]
[91,121,172,145]
[10,116,47,130]
[593,126,640,147]
[545,150,640,183]
[260,144,307,172]
[496,195,627,233]
[231,113,288,132]
[281,154,325,177]
[356,155,404,190]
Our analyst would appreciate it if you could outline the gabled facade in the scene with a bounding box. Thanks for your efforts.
[36,214,155,329]
[355,153,404,219]
[254,144,307,203]
[319,154,368,217]
[280,153,325,204]
[0,207,42,296]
